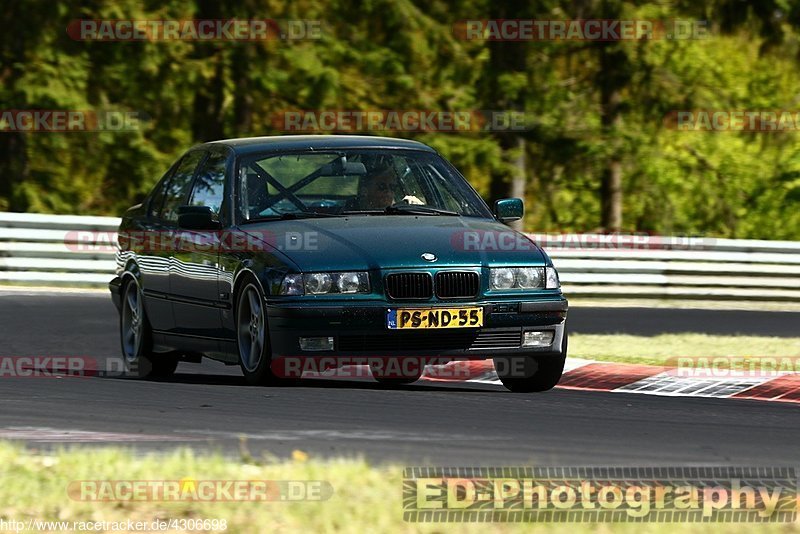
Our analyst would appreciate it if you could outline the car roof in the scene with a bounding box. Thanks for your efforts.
[201,135,436,156]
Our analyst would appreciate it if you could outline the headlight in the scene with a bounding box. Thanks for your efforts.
[489,268,516,290]
[489,267,555,290]
[516,267,543,289]
[280,272,370,295]
[545,266,560,289]
[304,272,332,294]
[336,272,369,294]
[280,273,304,295]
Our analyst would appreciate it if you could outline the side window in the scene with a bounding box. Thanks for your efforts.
[395,162,428,205]
[188,152,228,214]
[416,162,476,214]
[161,151,207,223]
[147,173,171,219]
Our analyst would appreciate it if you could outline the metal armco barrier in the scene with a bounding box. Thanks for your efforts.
[1,211,800,303]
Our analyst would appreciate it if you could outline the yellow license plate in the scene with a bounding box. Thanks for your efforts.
[387,307,483,329]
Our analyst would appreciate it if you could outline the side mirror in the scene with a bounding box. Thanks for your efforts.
[178,205,221,230]
[494,198,524,223]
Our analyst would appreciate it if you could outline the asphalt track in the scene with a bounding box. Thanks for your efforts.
[1,291,799,465]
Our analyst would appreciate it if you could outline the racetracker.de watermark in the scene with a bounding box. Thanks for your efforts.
[67,19,322,41]
[0,110,144,132]
[454,19,708,41]
[1,518,227,533]
[70,230,715,253]
[68,479,333,501]
[404,466,798,522]
[66,229,320,253]
[271,357,487,380]
[667,356,800,379]
[0,356,130,378]
[451,231,716,252]
[272,110,536,132]
[667,110,800,132]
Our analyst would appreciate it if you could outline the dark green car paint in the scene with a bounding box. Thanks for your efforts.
[109,135,567,375]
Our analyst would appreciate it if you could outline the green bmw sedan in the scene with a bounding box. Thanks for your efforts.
[109,135,568,392]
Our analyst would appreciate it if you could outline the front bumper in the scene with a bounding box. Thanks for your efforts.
[109,276,122,311]
[265,298,568,360]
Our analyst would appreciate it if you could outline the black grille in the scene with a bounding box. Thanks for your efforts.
[435,271,480,298]
[385,272,433,300]
[338,329,522,352]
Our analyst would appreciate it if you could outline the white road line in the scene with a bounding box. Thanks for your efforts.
[614,373,773,398]
[183,429,505,441]
[0,426,197,442]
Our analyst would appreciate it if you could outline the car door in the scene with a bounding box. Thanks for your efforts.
[171,148,231,338]
[154,150,208,333]
[126,166,177,333]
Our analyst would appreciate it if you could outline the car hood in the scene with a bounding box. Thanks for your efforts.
[240,215,546,271]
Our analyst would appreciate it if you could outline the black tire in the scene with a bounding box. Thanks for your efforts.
[494,331,568,393]
[119,277,179,379]
[369,358,423,386]
[235,276,285,386]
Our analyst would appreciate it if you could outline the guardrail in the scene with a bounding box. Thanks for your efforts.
[1,211,800,303]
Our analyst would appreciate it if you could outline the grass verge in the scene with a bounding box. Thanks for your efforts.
[0,442,798,533]
[570,333,800,367]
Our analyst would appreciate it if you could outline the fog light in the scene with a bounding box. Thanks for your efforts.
[522,330,554,348]
[299,336,334,351]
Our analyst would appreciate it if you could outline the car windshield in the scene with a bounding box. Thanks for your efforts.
[237,149,493,220]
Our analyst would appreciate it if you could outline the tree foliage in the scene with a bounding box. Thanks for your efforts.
[0,0,798,238]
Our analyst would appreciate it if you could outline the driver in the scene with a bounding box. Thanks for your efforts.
[358,165,424,209]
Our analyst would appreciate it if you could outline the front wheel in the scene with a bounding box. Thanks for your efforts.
[494,331,568,393]
[120,278,178,379]
[235,278,284,386]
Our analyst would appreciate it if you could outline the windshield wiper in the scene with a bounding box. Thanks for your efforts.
[244,211,340,222]
[383,204,459,216]
[341,206,459,216]
[340,209,384,215]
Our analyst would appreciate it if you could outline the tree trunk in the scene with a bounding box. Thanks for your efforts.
[0,2,28,211]
[509,136,526,231]
[190,0,226,142]
[191,54,226,142]
[232,46,254,136]
[600,158,622,231]
[484,0,532,226]
[0,133,28,211]
[598,44,625,232]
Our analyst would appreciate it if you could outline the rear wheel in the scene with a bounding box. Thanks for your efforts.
[120,278,178,379]
[494,331,568,393]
